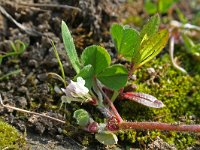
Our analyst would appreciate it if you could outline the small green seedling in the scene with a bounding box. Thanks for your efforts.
[56,14,199,145]
[169,20,200,73]
[0,40,26,80]
[182,33,200,61]
[0,40,27,64]
[111,14,168,69]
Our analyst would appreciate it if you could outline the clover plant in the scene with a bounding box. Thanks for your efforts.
[59,14,199,145]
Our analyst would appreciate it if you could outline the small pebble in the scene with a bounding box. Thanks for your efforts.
[28,59,38,68]
[37,73,48,82]
[16,96,27,108]
[18,86,28,94]
[147,67,156,75]
[131,74,137,80]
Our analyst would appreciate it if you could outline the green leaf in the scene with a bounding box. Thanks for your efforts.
[75,65,94,89]
[0,40,27,65]
[140,14,160,39]
[134,29,169,68]
[144,0,178,14]
[61,21,80,73]
[144,0,157,14]
[182,33,195,51]
[95,131,118,145]
[81,45,111,74]
[97,64,128,90]
[175,8,188,24]
[182,34,200,61]
[10,40,27,53]
[192,44,200,53]
[73,109,90,127]
[158,0,178,13]
[110,24,141,59]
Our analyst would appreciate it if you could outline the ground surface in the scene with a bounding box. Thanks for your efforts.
[0,0,200,149]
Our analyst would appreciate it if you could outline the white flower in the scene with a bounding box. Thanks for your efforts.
[63,77,89,97]
[61,77,92,105]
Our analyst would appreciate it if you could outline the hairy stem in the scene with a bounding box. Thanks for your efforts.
[120,121,200,132]
[94,78,123,123]
[0,95,65,124]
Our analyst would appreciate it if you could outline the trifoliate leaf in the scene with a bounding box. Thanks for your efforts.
[97,64,128,90]
[81,45,111,74]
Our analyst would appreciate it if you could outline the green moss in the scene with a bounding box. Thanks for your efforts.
[118,130,137,143]
[161,132,196,149]
[0,120,26,149]
[117,53,200,149]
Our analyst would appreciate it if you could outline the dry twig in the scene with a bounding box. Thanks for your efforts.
[0,94,65,124]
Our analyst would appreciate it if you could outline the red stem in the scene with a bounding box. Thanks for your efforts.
[94,78,123,123]
[100,89,123,123]
[120,121,200,132]
[107,98,123,123]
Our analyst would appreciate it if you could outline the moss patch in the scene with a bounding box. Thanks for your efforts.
[0,120,26,149]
